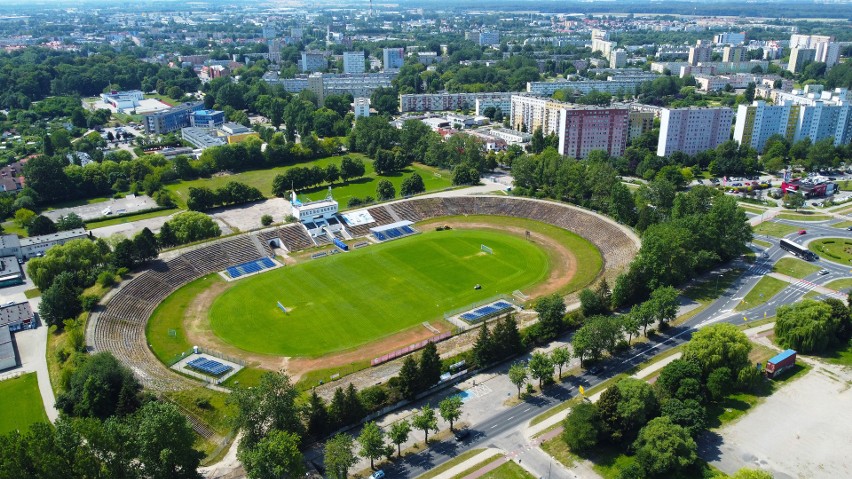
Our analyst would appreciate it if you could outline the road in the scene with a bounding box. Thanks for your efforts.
[355,214,852,479]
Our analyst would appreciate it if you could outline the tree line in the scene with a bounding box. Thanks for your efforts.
[775,296,852,354]
[186,181,264,212]
[561,323,764,478]
[271,157,366,196]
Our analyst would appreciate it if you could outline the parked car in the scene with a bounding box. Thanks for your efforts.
[454,428,471,441]
[370,470,385,479]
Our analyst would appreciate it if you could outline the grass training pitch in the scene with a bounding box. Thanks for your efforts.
[0,373,49,435]
[210,230,552,357]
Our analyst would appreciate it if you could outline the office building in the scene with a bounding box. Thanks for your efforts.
[300,51,328,72]
[343,51,365,74]
[354,97,370,118]
[190,110,225,128]
[788,47,816,74]
[479,31,500,46]
[734,100,800,153]
[558,107,630,159]
[100,90,144,112]
[722,46,745,63]
[144,101,205,134]
[688,41,712,66]
[657,107,734,157]
[610,49,627,69]
[713,32,746,45]
[383,48,405,71]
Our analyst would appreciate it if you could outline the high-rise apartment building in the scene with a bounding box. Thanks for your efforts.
[790,34,840,69]
[353,98,370,118]
[479,31,500,46]
[382,48,405,71]
[657,107,734,157]
[610,49,627,69]
[688,41,712,66]
[343,51,365,74]
[788,47,816,74]
[734,100,800,153]
[722,46,745,63]
[713,32,746,45]
[300,51,328,72]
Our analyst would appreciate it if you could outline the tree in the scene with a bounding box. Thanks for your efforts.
[656,359,703,402]
[451,165,479,186]
[682,323,751,378]
[56,351,141,419]
[357,422,387,470]
[388,420,411,457]
[306,390,330,438]
[615,378,659,439]
[534,294,566,340]
[438,395,463,431]
[707,367,732,401]
[561,402,602,452]
[161,211,221,245]
[411,405,438,445]
[419,342,442,392]
[508,362,528,398]
[112,238,137,270]
[633,417,698,477]
[471,321,494,367]
[38,270,82,327]
[731,468,774,479]
[340,157,366,183]
[775,299,850,353]
[27,215,57,236]
[550,347,571,379]
[324,433,357,479]
[400,173,426,197]
[648,286,679,328]
[579,288,607,317]
[492,315,523,359]
[133,227,159,263]
[783,192,806,211]
[375,179,395,201]
[241,430,305,479]
[131,401,203,479]
[397,355,419,401]
[14,208,36,228]
[228,371,303,451]
[622,310,641,343]
[528,351,555,390]
[158,222,177,248]
[660,398,706,438]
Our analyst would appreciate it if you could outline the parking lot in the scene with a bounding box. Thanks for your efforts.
[705,364,852,479]
[43,195,157,222]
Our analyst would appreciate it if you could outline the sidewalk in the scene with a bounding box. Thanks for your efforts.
[427,448,504,479]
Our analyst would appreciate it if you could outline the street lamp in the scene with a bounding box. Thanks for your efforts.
[716,273,723,295]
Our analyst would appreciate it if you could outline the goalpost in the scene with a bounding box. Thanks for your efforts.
[480,244,493,255]
[276,301,287,313]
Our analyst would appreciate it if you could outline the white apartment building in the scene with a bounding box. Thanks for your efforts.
[343,51,365,74]
[734,100,800,153]
[398,92,515,114]
[479,31,500,46]
[657,107,734,157]
[790,34,840,68]
[300,51,328,72]
[610,49,627,68]
[353,97,370,118]
[526,75,656,96]
[714,32,746,45]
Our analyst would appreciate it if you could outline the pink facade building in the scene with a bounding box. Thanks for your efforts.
[558,108,629,159]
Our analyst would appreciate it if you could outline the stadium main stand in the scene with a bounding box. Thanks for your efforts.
[91,195,639,393]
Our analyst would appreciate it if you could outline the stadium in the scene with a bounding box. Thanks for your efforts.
[87,195,639,393]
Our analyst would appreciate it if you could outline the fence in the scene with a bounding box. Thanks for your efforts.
[370,331,452,367]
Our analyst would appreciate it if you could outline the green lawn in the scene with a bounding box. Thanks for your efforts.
[739,205,766,215]
[164,155,453,209]
[1,221,28,237]
[815,341,852,367]
[484,461,536,479]
[735,276,788,311]
[146,274,223,365]
[753,222,800,238]
[772,257,821,279]
[451,454,504,479]
[0,373,49,434]
[416,449,486,479]
[776,213,831,221]
[808,238,852,264]
[831,221,852,229]
[752,239,772,248]
[211,230,553,357]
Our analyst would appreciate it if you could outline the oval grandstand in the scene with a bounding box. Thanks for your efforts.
[87,195,641,392]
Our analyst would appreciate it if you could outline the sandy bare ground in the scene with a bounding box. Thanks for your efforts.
[703,361,852,479]
[181,220,579,382]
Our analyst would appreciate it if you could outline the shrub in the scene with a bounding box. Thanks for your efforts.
[261,214,273,226]
[80,294,100,311]
[97,271,115,287]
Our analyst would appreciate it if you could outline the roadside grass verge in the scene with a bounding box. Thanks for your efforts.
[735,276,788,311]
[771,257,821,279]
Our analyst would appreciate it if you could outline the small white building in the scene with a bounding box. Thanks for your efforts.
[354,97,370,118]
[19,228,88,260]
[0,301,34,332]
[100,90,144,113]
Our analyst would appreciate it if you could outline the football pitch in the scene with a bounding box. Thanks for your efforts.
[210,229,552,357]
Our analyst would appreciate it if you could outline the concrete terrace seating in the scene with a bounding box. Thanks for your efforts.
[92,194,638,393]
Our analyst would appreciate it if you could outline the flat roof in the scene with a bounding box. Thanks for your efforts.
[19,228,86,247]
[0,325,13,365]
[0,301,32,328]
[370,220,413,233]
[0,255,21,277]
[768,349,796,365]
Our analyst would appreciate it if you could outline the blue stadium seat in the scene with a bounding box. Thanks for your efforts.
[402,226,415,234]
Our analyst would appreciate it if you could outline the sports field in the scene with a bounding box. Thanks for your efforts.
[0,373,49,434]
[210,230,550,357]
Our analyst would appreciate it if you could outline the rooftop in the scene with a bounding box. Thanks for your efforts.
[0,301,33,328]
[19,228,86,247]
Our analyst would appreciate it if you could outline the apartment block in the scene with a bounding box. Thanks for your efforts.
[479,31,500,46]
[610,49,627,69]
[734,100,800,153]
[558,107,630,159]
[382,48,405,71]
[714,32,746,45]
[788,47,816,74]
[510,95,564,135]
[627,110,655,142]
[353,97,370,118]
[722,46,746,63]
[688,41,712,66]
[300,51,328,72]
[343,51,365,74]
[657,107,734,157]
[398,92,515,114]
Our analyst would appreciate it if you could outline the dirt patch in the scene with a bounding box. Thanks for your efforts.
[417,219,579,298]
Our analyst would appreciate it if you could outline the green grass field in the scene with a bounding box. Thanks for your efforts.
[831,221,852,229]
[808,238,852,264]
[211,230,552,356]
[483,461,536,479]
[0,373,49,434]
[164,155,452,209]
[753,222,800,238]
[735,276,788,311]
[772,257,821,278]
[776,213,832,221]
